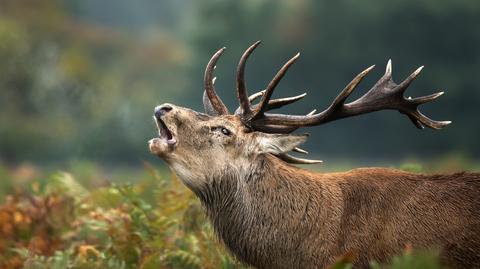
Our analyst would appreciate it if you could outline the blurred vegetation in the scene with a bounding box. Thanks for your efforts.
[0,0,479,165]
[0,1,478,267]
[1,159,470,269]
[0,163,245,269]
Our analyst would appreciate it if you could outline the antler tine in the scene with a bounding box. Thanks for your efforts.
[250,91,307,108]
[252,109,316,134]
[293,147,308,154]
[397,65,424,93]
[327,65,375,111]
[264,93,307,110]
[385,59,392,77]
[235,92,307,115]
[276,153,323,164]
[411,91,444,104]
[249,90,266,103]
[405,107,451,130]
[204,48,229,115]
[237,41,261,117]
[252,53,301,120]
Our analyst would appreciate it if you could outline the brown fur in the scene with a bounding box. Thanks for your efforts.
[149,104,480,269]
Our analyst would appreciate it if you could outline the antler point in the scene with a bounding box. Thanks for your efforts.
[415,65,425,75]
[293,147,309,155]
[250,41,261,48]
[385,60,392,75]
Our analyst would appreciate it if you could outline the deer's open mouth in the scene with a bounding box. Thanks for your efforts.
[154,116,177,146]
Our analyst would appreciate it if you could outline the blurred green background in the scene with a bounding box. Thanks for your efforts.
[1,0,479,167]
[0,1,479,268]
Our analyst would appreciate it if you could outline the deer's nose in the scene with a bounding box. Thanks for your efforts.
[154,104,173,119]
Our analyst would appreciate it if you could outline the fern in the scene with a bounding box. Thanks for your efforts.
[0,166,444,269]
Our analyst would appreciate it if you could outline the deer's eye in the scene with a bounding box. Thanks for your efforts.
[220,127,231,136]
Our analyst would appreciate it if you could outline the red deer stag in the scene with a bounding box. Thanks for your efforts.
[149,41,480,269]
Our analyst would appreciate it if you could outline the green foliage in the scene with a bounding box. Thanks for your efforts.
[370,249,445,269]
[0,163,456,269]
[0,167,246,269]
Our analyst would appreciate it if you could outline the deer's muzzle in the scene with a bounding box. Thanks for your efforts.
[149,104,178,156]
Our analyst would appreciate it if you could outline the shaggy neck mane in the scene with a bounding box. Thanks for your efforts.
[193,154,326,267]
[195,154,296,210]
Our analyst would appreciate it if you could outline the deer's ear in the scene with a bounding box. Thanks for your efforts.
[256,133,308,155]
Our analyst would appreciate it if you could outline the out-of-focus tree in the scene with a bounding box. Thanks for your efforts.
[0,0,479,164]
[0,0,189,163]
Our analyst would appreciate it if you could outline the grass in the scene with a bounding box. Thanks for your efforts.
[0,156,477,268]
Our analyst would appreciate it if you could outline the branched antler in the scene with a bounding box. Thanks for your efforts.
[202,42,451,164]
[251,60,451,130]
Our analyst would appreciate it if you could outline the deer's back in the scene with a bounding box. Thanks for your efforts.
[319,168,480,268]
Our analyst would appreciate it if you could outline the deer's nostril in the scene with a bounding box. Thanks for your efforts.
[155,105,173,118]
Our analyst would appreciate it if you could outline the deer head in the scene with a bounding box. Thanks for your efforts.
[149,41,450,190]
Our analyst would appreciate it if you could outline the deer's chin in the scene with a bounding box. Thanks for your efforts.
[148,137,176,156]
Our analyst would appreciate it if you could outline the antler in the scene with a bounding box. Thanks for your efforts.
[202,42,451,164]
[251,60,451,130]
[203,47,229,116]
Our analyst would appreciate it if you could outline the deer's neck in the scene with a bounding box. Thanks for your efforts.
[194,155,268,219]
[195,154,330,268]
